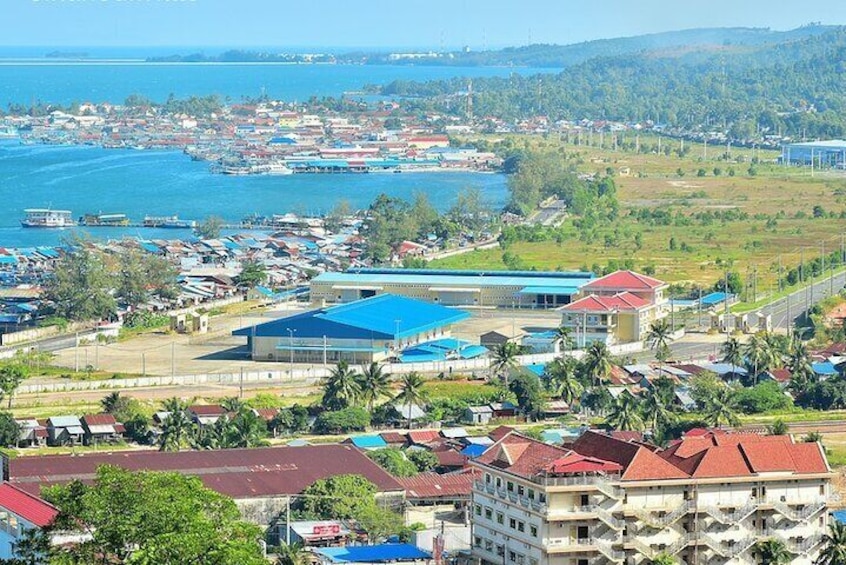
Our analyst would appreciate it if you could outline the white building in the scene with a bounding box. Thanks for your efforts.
[470,430,833,565]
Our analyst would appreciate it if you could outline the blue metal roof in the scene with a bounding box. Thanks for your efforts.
[518,286,580,295]
[315,270,594,291]
[813,362,838,376]
[459,345,488,359]
[460,444,488,458]
[701,292,730,306]
[349,435,388,449]
[315,544,431,563]
[834,510,846,524]
[234,294,469,341]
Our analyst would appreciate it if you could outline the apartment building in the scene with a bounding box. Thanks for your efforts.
[470,430,833,565]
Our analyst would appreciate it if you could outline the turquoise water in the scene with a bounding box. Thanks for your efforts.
[0,141,509,247]
[0,63,554,107]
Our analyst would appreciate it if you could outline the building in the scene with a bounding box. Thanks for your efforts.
[80,413,124,445]
[310,269,595,309]
[45,415,84,446]
[782,140,846,168]
[560,270,668,346]
[0,482,58,560]
[3,444,405,527]
[232,294,469,364]
[470,430,833,565]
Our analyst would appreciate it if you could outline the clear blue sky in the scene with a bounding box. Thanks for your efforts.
[7,0,846,49]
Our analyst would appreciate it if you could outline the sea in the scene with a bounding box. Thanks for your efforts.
[0,60,556,247]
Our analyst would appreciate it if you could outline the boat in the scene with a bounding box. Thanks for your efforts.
[143,215,196,229]
[80,213,130,227]
[0,126,19,139]
[252,162,293,175]
[21,209,75,228]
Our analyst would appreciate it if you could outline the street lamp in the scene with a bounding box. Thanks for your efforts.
[286,328,297,380]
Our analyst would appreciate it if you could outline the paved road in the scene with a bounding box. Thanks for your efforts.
[760,270,846,331]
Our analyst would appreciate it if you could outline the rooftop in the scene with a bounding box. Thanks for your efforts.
[0,482,59,527]
[562,291,650,313]
[582,270,666,291]
[8,444,404,499]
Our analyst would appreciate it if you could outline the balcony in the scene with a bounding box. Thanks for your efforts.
[531,475,623,497]
[546,537,597,554]
[764,498,826,522]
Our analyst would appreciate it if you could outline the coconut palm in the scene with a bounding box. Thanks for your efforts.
[220,396,245,413]
[787,338,815,382]
[226,407,269,448]
[744,334,776,385]
[322,360,361,410]
[641,385,677,432]
[606,393,645,431]
[584,341,613,386]
[100,391,124,413]
[356,362,391,411]
[545,357,584,406]
[721,337,744,379]
[555,325,574,352]
[158,408,194,452]
[647,319,672,351]
[277,542,310,565]
[490,341,521,386]
[394,372,427,430]
[817,522,846,565]
[161,396,188,414]
[754,538,791,565]
[704,385,741,428]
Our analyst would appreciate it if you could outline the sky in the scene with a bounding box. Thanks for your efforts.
[5,0,846,50]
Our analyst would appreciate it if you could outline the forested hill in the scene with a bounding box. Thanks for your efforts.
[370,25,837,68]
[380,27,846,139]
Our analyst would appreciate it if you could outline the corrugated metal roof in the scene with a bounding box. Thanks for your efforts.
[316,544,431,563]
[315,271,594,290]
[0,483,59,527]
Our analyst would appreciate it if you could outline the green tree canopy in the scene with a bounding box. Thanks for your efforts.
[44,247,116,321]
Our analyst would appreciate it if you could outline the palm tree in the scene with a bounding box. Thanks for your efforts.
[322,360,361,410]
[277,542,309,565]
[100,391,123,413]
[787,337,815,382]
[162,397,188,414]
[545,357,584,406]
[606,393,645,431]
[226,407,269,448]
[744,334,776,385]
[555,325,574,352]
[817,522,846,565]
[490,341,521,386]
[704,385,741,428]
[584,341,613,386]
[641,386,676,433]
[220,396,245,413]
[158,408,194,452]
[721,337,744,379]
[754,538,791,565]
[647,319,672,351]
[357,362,391,411]
[394,372,427,430]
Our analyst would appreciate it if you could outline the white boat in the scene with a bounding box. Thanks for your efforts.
[0,126,18,139]
[253,162,293,175]
[21,209,75,228]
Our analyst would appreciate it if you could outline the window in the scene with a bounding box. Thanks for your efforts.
[496,512,504,525]
[509,518,517,529]
[496,477,503,488]
[507,481,515,492]
[496,545,504,557]
[475,505,482,516]
[821,485,826,496]
[509,551,517,562]
[517,485,525,496]
[485,473,491,484]
[517,521,525,533]
[539,494,547,504]
[474,536,482,548]
[485,508,493,520]
[528,489,535,500]
[485,540,493,552]
[530,525,538,538]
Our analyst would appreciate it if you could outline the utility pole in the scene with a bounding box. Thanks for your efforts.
[786,292,791,337]
[724,270,730,340]
[171,342,175,377]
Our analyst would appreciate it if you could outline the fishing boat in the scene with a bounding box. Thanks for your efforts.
[80,213,130,227]
[143,215,197,229]
[20,209,75,228]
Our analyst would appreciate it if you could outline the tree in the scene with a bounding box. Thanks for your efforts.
[195,215,225,239]
[158,399,194,452]
[721,337,744,379]
[236,260,268,290]
[704,385,741,428]
[300,474,378,520]
[817,522,846,565]
[606,393,645,431]
[314,407,370,434]
[322,361,362,411]
[407,449,439,473]
[44,466,265,565]
[490,342,521,386]
[555,325,574,352]
[0,363,27,409]
[744,334,776,385]
[271,404,309,436]
[226,407,268,448]
[714,271,743,295]
[545,357,584,405]
[367,448,418,477]
[650,553,677,565]
[115,250,178,307]
[647,319,672,364]
[767,419,788,436]
[43,247,116,321]
[277,543,309,565]
[357,362,391,412]
[641,385,676,433]
[584,341,613,385]
[689,371,724,409]
[754,538,791,565]
[393,372,427,430]
[787,338,815,387]
[509,372,546,421]
[0,411,20,448]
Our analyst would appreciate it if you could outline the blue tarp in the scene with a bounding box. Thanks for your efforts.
[315,544,431,563]
[834,510,846,524]
[461,444,488,458]
[813,362,838,376]
[349,435,387,449]
[700,292,730,306]
[459,345,488,359]
[525,364,547,377]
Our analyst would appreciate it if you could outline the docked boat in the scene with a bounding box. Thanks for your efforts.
[0,126,18,139]
[80,213,130,227]
[252,161,293,175]
[20,209,75,228]
[143,215,197,229]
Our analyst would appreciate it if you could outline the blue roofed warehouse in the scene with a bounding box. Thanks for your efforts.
[232,294,470,364]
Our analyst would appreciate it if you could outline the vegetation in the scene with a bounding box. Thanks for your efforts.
[43,465,265,564]
[367,448,419,477]
[0,411,20,448]
[817,522,846,565]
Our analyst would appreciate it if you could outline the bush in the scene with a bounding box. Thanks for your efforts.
[735,381,793,414]
[367,448,418,477]
[314,407,371,434]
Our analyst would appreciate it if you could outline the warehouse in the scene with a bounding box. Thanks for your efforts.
[781,139,846,168]
[310,268,594,308]
[232,293,470,364]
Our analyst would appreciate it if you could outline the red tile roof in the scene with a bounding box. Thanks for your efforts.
[475,433,571,478]
[547,452,623,474]
[583,270,665,291]
[398,470,478,500]
[562,292,650,313]
[0,482,58,527]
[8,445,404,499]
[407,430,440,444]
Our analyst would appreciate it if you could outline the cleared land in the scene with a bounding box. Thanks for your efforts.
[436,136,846,291]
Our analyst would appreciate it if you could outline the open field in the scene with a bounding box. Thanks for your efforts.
[437,136,846,292]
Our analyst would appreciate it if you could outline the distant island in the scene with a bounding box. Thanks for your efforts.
[45,51,89,59]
